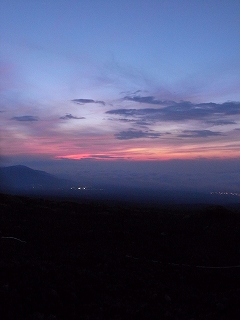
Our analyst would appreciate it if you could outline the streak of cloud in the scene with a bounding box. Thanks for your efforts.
[11,116,39,122]
[71,99,105,105]
[106,100,240,122]
[206,120,236,126]
[178,130,222,138]
[123,95,174,105]
[59,114,85,120]
[114,129,161,140]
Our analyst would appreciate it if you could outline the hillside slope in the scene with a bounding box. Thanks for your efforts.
[0,165,75,193]
[1,193,240,319]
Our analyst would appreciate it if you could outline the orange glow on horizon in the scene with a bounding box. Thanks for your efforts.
[55,148,240,161]
[2,127,240,161]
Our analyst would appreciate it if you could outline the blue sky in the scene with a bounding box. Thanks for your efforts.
[1,0,240,103]
[1,0,240,191]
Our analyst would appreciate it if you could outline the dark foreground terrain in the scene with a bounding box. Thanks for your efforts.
[1,193,240,319]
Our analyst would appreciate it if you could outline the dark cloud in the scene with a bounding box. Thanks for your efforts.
[11,116,39,122]
[71,99,105,106]
[120,90,144,95]
[206,120,236,126]
[107,108,138,116]
[111,118,151,126]
[114,129,161,140]
[123,95,174,105]
[89,155,126,159]
[106,100,240,122]
[117,118,136,123]
[178,130,222,138]
[135,120,152,126]
[59,113,85,120]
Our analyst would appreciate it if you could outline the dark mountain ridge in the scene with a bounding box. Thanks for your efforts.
[0,165,75,193]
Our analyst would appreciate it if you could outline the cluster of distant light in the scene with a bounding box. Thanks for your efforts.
[210,192,240,197]
[70,187,103,191]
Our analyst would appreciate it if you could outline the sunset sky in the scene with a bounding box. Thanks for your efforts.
[1,1,240,191]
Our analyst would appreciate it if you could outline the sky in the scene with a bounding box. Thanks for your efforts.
[1,1,240,191]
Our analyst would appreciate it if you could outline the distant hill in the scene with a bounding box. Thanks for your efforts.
[0,165,76,193]
[1,165,239,205]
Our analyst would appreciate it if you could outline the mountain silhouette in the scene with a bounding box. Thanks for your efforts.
[0,165,75,193]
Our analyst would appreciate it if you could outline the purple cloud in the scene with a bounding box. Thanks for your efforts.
[59,114,85,120]
[123,95,174,105]
[11,116,39,122]
[114,129,161,140]
[178,130,222,138]
[106,100,240,122]
[71,99,105,106]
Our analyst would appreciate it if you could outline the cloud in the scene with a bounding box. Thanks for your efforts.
[123,95,174,105]
[106,100,240,122]
[107,109,136,115]
[88,154,126,159]
[116,118,136,123]
[206,120,236,126]
[135,120,153,126]
[114,129,161,140]
[71,98,105,106]
[178,130,222,138]
[59,113,85,120]
[110,117,152,126]
[11,116,39,122]
[120,90,143,95]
